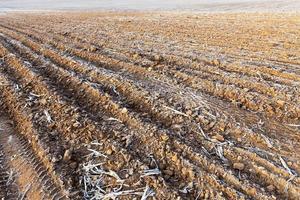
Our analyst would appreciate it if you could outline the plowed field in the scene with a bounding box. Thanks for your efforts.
[0,12,299,200]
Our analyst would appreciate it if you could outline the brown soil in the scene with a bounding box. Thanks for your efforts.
[0,113,66,199]
[0,12,299,200]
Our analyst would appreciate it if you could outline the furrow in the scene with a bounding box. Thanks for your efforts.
[11,20,300,109]
[12,16,299,80]
[3,19,300,84]
[0,35,259,199]
[2,26,299,156]
[2,37,288,198]
[0,13,299,200]
[1,25,299,122]
[3,30,300,156]
[0,36,184,200]
[2,29,300,198]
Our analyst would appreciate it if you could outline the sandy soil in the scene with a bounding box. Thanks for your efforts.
[0,0,300,12]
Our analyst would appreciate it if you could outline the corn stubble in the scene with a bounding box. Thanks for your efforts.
[0,12,299,200]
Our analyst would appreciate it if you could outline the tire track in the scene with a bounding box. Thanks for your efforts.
[1,75,65,199]
[0,121,19,199]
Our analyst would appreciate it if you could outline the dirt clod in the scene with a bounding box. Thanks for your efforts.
[267,185,275,192]
[213,134,225,142]
[233,162,245,170]
[63,149,72,161]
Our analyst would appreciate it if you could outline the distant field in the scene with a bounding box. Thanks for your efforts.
[0,11,300,199]
[0,0,300,12]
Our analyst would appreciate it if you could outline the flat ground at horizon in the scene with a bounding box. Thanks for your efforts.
[0,0,300,12]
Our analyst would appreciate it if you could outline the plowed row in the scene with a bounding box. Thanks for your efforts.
[0,12,299,200]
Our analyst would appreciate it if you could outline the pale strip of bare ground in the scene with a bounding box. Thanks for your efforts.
[0,0,299,13]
